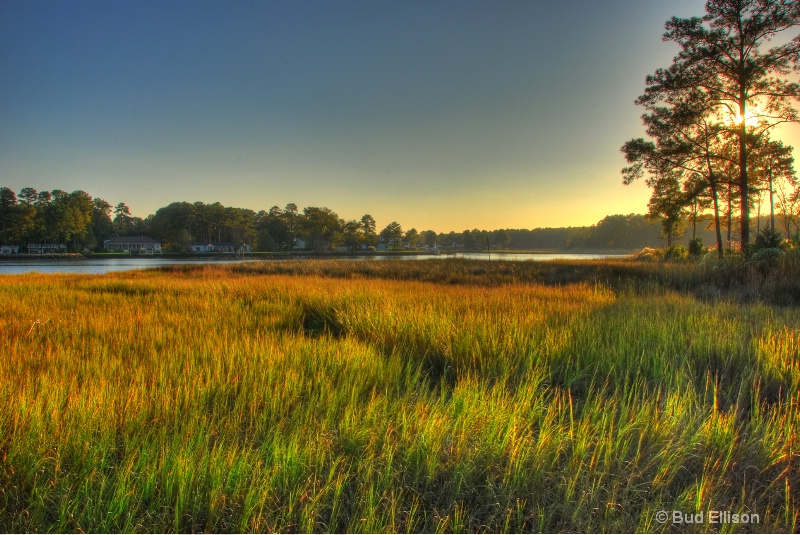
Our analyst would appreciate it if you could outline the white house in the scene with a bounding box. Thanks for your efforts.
[191,243,214,253]
[191,242,244,253]
[104,236,162,254]
[212,242,237,254]
[27,243,67,254]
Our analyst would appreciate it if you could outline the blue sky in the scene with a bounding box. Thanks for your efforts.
[0,0,758,232]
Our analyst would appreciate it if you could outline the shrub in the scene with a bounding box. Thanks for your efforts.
[688,236,704,257]
[753,227,785,252]
[664,244,688,261]
[631,247,662,262]
[749,247,785,274]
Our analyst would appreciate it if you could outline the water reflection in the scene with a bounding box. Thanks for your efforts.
[0,257,260,275]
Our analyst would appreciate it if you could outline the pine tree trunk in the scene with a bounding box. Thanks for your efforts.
[739,94,750,255]
[727,190,733,246]
[769,167,775,231]
[711,179,724,259]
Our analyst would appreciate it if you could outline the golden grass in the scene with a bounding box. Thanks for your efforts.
[0,260,797,532]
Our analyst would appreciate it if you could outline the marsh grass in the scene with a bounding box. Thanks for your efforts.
[205,255,800,304]
[0,259,798,532]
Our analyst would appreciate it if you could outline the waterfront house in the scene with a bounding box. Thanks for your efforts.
[211,242,236,254]
[104,236,162,254]
[191,242,241,253]
[27,243,67,254]
[191,243,214,253]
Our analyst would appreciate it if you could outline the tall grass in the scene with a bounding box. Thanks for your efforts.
[0,259,797,532]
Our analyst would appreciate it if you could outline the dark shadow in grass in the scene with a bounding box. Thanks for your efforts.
[300,303,345,338]
[81,282,158,297]
[409,350,457,398]
[298,300,457,398]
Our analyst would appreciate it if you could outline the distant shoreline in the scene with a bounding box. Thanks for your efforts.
[0,248,638,261]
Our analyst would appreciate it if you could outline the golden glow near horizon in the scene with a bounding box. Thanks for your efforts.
[0,0,734,233]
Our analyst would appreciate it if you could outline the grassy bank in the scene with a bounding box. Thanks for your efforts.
[0,259,797,532]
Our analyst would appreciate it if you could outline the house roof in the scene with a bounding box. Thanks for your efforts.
[105,236,160,245]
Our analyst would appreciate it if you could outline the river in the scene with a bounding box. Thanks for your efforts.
[0,253,630,275]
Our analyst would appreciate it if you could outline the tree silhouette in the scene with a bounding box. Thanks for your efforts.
[633,0,800,254]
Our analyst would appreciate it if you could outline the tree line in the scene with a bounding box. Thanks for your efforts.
[622,0,800,257]
[1,185,697,253]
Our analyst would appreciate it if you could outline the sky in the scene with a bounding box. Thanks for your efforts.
[4,0,792,233]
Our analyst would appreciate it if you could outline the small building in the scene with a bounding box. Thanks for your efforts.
[0,245,19,255]
[28,243,67,254]
[191,243,214,253]
[192,242,251,254]
[104,236,162,254]
[212,242,237,254]
[191,242,239,253]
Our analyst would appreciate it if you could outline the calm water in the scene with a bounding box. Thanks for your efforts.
[0,253,629,275]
